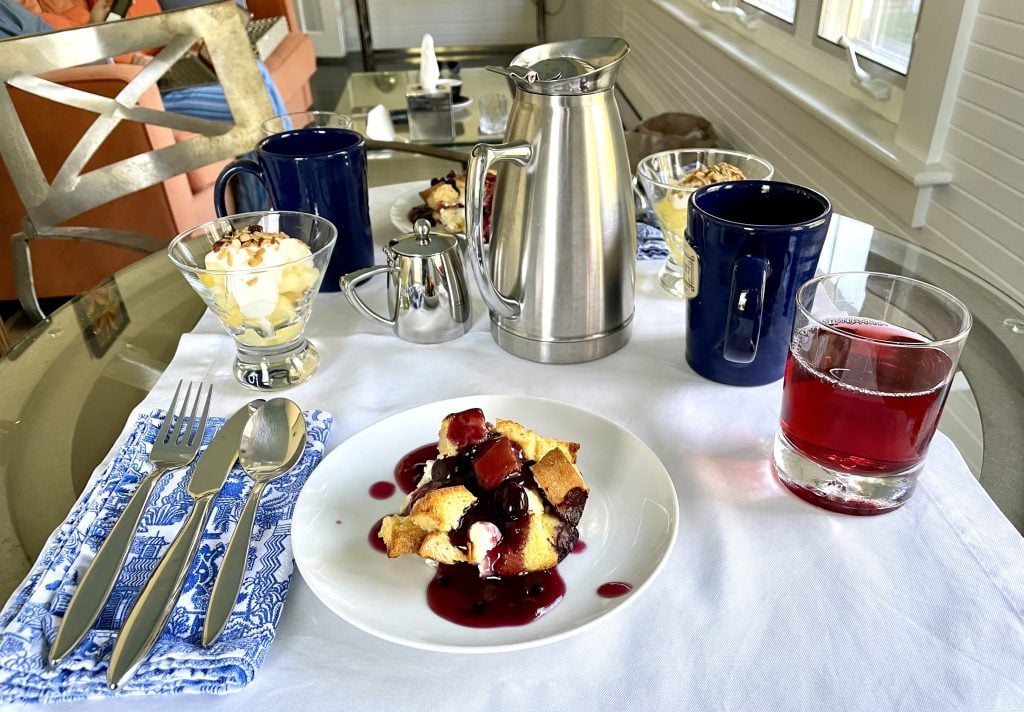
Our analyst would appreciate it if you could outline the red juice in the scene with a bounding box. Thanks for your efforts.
[780,318,953,475]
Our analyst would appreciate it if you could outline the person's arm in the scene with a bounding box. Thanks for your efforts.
[0,0,54,36]
[88,0,113,23]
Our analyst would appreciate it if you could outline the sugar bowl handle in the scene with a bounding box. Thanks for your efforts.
[340,266,398,328]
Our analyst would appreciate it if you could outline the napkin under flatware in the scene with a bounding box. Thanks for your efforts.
[0,408,333,705]
[636,222,669,261]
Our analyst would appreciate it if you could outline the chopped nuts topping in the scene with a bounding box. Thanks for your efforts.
[247,247,266,267]
[678,162,746,188]
[665,162,748,210]
[210,228,290,268]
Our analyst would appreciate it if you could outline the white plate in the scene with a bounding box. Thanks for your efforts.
[388,189,431,234]
[292,395,679,653]
[389,189,463,235]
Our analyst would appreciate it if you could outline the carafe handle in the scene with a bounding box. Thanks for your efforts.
[465,141,532,319]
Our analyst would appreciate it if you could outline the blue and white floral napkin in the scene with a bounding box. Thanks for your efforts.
[0,408,333,705]
[636,222,669,261]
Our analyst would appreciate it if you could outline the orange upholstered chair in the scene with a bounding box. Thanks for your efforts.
[0,0,315,310]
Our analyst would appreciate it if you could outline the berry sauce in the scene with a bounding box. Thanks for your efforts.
[597,582,632,598]
[428,563,565,627]
[406,204,436,226]
[394,443,439,494]
[368,517,387,554]
[572,540,587,554]
[369,481,396,499]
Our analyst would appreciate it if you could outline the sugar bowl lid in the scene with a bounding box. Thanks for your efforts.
[387,219,459,258]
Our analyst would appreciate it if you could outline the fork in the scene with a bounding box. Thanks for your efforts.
[48,380,212,666]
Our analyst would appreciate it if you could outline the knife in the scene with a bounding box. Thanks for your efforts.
[106,400,264,691]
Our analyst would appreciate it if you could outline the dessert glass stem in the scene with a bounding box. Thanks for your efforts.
[233,337,320,391]
[658,257,688,298]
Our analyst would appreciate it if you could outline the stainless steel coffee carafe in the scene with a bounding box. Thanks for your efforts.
[464,37,636,364]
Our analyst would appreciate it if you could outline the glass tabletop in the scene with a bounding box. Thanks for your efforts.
[1,205,1021,601]
[335,67,513,146]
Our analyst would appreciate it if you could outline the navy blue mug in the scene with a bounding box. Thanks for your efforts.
[214,128,373,292]
[685,180,832,386]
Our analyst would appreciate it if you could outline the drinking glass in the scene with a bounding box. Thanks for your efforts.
[773,271,972,514]
[262,110,352,135]
[168,211,336,391]
[477,93,510,135]
[636,149,773,297]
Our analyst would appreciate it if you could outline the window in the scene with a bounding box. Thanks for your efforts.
[742,0,797,24]
[818,0,921,75]
[690,0,942,128]
[669,0,972,180]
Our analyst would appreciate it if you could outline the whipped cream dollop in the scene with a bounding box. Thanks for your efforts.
[467,521,502,576]
[202,228,318,344]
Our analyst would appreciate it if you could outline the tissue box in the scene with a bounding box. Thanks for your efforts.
[406,85,455,142]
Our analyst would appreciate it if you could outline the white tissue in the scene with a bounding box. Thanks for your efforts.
[419,33,439,92]
[365,104,395,141]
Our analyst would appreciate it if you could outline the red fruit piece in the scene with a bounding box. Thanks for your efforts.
[473,435,520,490]
[446,408,488,449]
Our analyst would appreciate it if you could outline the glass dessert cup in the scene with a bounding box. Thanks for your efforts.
[636,149,774,297]
[773,272,972,515]
[168,211,337,391]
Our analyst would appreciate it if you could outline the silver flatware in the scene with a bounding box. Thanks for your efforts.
[106,399,265,690]
[201,398,307,646]
[49,380,212,667]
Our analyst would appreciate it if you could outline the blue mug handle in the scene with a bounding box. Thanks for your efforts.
[723,255,770,364]
[214,159,265,217]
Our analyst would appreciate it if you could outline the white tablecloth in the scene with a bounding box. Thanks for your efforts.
[28,183,1024,711]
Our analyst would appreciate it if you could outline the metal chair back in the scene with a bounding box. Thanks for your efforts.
[0,1,274,320]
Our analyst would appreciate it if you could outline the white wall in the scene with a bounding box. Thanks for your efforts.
[578,0,1024,308]
[336,0,539,53]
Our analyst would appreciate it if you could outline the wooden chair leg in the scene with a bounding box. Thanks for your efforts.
[0,317,10,357]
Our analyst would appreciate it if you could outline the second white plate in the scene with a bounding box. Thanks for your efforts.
[388,188,432,234]
[292,395,679,653]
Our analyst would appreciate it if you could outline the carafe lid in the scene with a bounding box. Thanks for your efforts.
[490,37,629,96]
[387,219,458,258]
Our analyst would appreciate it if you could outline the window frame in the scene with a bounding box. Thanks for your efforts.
[814,0,924,81]
[738,0,798,30]
[680,0,975,163]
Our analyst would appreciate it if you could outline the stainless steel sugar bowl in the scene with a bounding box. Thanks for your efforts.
[340,219,472,343]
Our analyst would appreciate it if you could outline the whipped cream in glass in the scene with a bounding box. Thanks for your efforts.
[202,229,318,346]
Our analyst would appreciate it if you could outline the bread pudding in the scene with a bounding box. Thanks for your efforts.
[406,170,496,239]
[379,408,588,577]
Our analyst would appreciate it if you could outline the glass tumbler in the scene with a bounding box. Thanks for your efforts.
[773,271,972,514]
[168,211,337,390]
[636,149,773,297]
[262,111,353,136]
[477,93,510,135]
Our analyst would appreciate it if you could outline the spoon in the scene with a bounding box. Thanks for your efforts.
[201,398,307,646]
